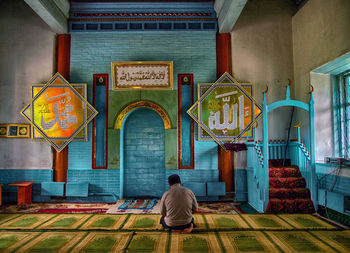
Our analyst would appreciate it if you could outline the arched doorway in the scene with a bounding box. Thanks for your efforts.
[123,108,165,197]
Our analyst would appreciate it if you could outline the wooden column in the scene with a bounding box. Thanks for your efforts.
[216,33,234,194]
[54,34,71,182]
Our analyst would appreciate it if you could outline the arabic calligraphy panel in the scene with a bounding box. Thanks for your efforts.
[111,61,173,90]
[31,85,87,141]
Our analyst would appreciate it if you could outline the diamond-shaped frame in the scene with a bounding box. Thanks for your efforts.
[21,73,98,152]
[28,84,88,141]
[187,72,262,150]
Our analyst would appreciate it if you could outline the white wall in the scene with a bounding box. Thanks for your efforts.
[292,0,350,159]
[231,0,296,140]
[0,0,55,169]
[310,72,333,160]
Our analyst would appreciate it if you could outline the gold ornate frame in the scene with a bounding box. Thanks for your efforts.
[114,100,171,129]
[0,124,30,138]
[111,61,173,90]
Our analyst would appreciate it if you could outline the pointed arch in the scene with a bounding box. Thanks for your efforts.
[114,100,172,130]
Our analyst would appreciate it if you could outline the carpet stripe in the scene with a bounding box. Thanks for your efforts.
[265,231,336,252]
[0,214,56,229]
[219,231,280,252]
[241,214,294,230]
[70,231,132,252]
[277,214,337,229]
[205,214,250,230]
[79,214,128,230]
[37,214,93,230]
[171,232,222,253]
[310,230,350,252]
[15,232,87,253]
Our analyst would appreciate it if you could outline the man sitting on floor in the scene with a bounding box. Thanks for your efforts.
[160,174,198,233]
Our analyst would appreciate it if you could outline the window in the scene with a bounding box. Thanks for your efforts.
[333,71,350,157]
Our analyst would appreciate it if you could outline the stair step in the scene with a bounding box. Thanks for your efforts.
[267,198,314,213]
[269,166,301,178]
[269,187,311,199]
[269,159,291,167]
[269,177,306,188]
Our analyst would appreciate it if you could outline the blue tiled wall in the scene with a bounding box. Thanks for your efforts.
[68,31,218,200]
[69,31,217,170]
[0,169,53,203]
[67,169,120,202]
[124,109,165,197]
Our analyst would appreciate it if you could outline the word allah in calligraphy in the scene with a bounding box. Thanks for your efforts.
[209,95,244,132]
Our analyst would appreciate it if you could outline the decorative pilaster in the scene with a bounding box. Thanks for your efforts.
[216,33,233,195]
[54,34,71,182]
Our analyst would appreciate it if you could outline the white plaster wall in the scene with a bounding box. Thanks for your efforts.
[0,0,55,169]
[292,0,350,159]
[310,72,333,160]
[231,0,296,140]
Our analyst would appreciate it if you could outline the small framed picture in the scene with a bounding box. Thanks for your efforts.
[0,124,30,138]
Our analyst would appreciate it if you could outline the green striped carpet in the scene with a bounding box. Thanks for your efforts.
[0,213,348,252]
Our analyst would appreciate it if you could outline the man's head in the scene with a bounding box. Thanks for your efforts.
[168,174,181,186]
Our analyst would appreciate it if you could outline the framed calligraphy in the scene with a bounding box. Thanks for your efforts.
[30,84,88,141]
[187,72,262,150]
[21,73,98,152]
[111,61,173,90]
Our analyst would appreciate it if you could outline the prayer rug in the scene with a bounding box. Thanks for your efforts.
[196,202,238,214]
[241,214,293,230]
[0,203,113,214]
[193,214,207,230]
[266,231,336,252]
[37,214,92,229]
[0,213,21,225]
[80,214,128,230]
[118,199,158,210]
[107,199,161,214]
[170,232,222,253]
[278,214,336,229]
[0,213,55,229]
[205,214,250,229]
[310,230,350,252]
[126,232,168,253]
[218,231,279,252]
[0,231,40,253]
[71,232,132,253]
[15,232,86,253]
[33,208,108,213]
[122,214,162,230]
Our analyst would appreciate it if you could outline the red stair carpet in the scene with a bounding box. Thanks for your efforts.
[266,160,315,213]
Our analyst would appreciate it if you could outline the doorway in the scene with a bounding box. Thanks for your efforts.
[123,108,165,198]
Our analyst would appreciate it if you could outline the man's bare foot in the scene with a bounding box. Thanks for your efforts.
[173,224,194,233]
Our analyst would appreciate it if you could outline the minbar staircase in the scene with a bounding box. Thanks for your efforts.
[266,160,315,213]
